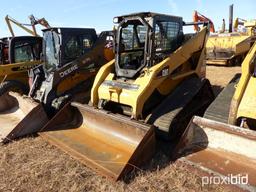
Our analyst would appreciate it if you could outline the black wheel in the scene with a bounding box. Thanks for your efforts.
[0,80,29,96]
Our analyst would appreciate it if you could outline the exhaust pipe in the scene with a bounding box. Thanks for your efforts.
[229,4,233,32]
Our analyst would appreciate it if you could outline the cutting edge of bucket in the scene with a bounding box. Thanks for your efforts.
[173,116,256,189]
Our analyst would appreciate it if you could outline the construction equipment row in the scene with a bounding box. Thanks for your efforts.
[0,10,255,191]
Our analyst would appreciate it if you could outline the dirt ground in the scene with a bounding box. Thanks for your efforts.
[0,66,241,192]
[206,66,241,96]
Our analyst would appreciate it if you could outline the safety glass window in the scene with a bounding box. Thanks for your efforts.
[155,21,180,52]
[44,31,59,71]
[121,24,146,51]
[64,35,93,62]
[119,21,147,70]
[14,42,34,63]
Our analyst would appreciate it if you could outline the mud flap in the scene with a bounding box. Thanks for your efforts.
[0,92,48,142]
[39,102,155,180]
[175,116,256,190]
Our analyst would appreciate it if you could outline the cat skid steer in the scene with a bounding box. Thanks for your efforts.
[39,12,214,180]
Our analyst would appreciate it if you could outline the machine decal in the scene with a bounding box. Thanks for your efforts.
[59,64,78,78]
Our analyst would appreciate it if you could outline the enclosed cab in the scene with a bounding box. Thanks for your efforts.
[0,36,42,95]
[0,36,42,64]
[113,12,185,78]
[42,28,97,72]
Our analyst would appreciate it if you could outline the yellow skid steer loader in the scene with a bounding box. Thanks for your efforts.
[176,41,256,190]
[39,12,214,180]
[0,28,113,142]
[0,36,42,95]
[0,13,51,95]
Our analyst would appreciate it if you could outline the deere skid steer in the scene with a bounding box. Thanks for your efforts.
[176,41,256,190]
[0,36,42,95]
[39,12,214,180]
[0,27,113,142]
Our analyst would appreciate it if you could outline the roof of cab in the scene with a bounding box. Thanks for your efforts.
[42,27,96,34]
[114,12,182,22]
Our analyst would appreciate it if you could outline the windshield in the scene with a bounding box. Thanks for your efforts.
[44,31,59,71]
[119,21,147,70]
[14,43,33,63]
[13,40,41,63]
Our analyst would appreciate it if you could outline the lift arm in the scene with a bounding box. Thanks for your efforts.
[5,15,51,37]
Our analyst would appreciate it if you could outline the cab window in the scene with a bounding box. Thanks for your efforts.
[64,35,94,63]
[155,21,180,52]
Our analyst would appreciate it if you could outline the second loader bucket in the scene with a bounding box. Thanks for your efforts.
[175,116,256,190]
[0,92,48,143]
[40,102,156,180]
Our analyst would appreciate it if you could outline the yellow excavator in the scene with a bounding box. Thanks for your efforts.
[38,12,215,180]
[176,41,256,190]
[206,4,256,66]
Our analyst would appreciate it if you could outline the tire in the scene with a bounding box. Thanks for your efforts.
[0,80,29,96]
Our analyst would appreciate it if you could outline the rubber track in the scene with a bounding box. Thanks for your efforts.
[204,73,241,123]
[147,76,214,139]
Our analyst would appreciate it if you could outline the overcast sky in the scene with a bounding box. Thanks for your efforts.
[0,0,255,37]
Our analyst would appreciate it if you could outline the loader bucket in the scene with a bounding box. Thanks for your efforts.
[0,92,48,143]
[39,102,156,180]
[175,116,256,190]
